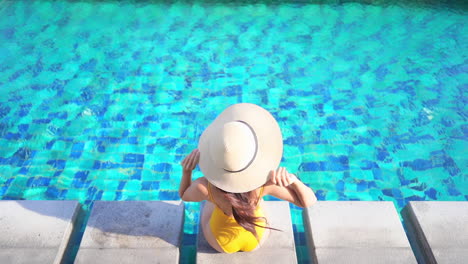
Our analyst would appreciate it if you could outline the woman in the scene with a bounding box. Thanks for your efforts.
[178,103,317,253]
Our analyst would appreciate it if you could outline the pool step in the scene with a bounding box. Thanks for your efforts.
[196,201,297,264]
[303,201,417,264]
[403,201,468,264]
[0,200,80,264]
[74,200,184,264]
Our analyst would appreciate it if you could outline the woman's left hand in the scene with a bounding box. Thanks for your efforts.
[181,149,200,173]
[268,167,298,187]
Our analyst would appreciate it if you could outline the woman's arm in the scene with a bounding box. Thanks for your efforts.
[178,149,199,198]
[178,149,208,202]
[264,167,317,208]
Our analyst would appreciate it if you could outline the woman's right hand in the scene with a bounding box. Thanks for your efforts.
[268,167,298,187]
[181,149,200,173]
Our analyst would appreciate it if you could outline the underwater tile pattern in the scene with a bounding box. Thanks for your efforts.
[0,0,467,263]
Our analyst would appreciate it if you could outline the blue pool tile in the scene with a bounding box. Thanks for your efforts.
[315,190,326,200]
[123,153,145,163]
[74,171,89,181]
[48,111,68,119]
[18,167,29,175]
[448,186,461,196]
[1,27,15,39]
[141,181,152,190]
[17,104,32,117]
[117,181,126,190]
[376,147,390,161]
[405,195,425,202]
[142,181,160,191]
[58,189,68,199]
[157,137,177,148]
[146,144,156,154]
[161,122,170,129]
[45,140,56,150]
[357,181,368,192]
[127,137,138,144]
[352,136,372,145]
[335,180,345,192]
[175,145,188,155]
[72,179,91,188]
[46,159,66,170]
[115,192,123,200]
[372,169,383,180]
[382,189,393,197]
[92,161,100,170]
[360,160,379,170]
[407,159,433,171]
[4,132,20,140]
[45,186,60,199]
[113,113,125,121]
[0,106,11,118]
[300,162,322,171]
[130,169,142,180]
[424,188,437,200]
[8,69,26,82]
[95,190,103,200]
[392,188,404,199]
[87,187,98,199]
[159,190,179,200]
[71,142,84,152]
[442,157,461,176]
[0,186,7,196]
[27,177,51,187]
[80,58,97,71]
[152,163,172,172]
[411,182,427,192]
[97,142,105,153]
[48,63,63,72]
[5,178,14,186]
[374,64,390,81]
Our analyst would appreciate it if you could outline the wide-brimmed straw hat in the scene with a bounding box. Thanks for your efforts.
[198,103,283,193]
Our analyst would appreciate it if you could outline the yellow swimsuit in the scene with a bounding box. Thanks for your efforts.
[207,182,266,253]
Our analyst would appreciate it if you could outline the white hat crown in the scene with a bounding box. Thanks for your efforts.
[198,103,283,193]
[209,121,257,172]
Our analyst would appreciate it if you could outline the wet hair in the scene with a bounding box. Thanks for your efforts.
[219,188,280,240]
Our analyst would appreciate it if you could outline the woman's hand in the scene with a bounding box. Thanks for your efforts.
[181,149,200,173]
[268,167,298,187]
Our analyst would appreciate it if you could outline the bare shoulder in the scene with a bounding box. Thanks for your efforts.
[193,177,209,194]
[181,177,210,202]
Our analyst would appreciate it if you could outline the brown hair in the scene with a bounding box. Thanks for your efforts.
[220,188,280,240]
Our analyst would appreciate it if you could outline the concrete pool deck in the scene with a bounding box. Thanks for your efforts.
[1,200,467,263]
[403,201,468,264]
[0,200,80,264]
[75,200,184,264]
[303,201,417,264]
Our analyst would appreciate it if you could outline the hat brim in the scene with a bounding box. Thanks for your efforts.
[198,103,283,193]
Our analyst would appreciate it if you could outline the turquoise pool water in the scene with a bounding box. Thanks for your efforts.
[0,0,467,262]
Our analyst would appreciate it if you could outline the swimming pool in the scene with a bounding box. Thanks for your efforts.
[0,0,467,262]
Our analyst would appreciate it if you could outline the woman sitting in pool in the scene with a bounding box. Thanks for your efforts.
[178,103,317,253]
